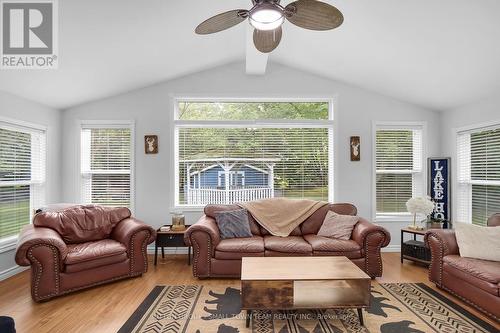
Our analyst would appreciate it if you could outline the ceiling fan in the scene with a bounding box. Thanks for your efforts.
[195,0,344,53]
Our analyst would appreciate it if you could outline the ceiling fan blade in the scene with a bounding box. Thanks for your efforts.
[195,10,248,35]
[285,0,343,31]
[253,27,282,53]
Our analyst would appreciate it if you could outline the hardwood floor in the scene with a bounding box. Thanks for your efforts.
[0,252,498,332]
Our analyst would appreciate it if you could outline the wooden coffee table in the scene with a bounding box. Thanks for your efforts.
[241,256,371,327]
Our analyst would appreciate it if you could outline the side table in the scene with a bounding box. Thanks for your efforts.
[154,226,192,266]
[400,228,431,265]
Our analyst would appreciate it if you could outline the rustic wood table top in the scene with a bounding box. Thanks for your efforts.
[241,256,370,281]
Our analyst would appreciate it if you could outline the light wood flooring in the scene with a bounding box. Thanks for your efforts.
[0,253,498,332]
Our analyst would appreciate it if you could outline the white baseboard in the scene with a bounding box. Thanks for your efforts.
[0,265,28,281]
[382,245,401,253]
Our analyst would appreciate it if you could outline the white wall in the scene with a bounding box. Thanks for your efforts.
[441,94,500,157]
[0,91,62,279]
[61,62,441,250]
[441,94,500,221]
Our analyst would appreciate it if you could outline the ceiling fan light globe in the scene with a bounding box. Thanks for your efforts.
[249,8,284,31]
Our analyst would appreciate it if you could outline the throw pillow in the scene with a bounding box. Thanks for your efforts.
[215,209,253,239]
[317,210,359,240]
[455,222,500,262]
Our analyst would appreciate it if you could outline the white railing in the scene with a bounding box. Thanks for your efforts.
[187,186,274,205]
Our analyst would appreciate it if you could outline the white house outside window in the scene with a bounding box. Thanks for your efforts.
[174,101,334,207]
[0,119,46,243]
[457,124,500,226]
[374,123,424,220]
[80,122,134,210]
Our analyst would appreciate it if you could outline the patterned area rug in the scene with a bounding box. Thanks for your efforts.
[118,283,498,333]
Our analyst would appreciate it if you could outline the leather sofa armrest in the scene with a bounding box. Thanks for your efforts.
[351,218,391,278]
[15,225,68,266]
[111,217,156,250]
[424,229,459,256]
[184,215,221,247]
[184,215,220,277]
[424,229,459,286]
[351,218,391,248]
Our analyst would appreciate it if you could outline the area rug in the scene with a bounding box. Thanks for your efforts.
[117,283,498,333]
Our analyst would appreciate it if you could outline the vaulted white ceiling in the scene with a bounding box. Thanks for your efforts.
[1,0,499,110]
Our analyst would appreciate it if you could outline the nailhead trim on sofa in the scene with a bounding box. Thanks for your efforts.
[425,232,499,321]
[364,231,386,278]
[27,244,60,301]
[189,230,388,278]
[440,285,499,322]
[26,229,151,302]
[191,232,212,278]
[425,233,444,286]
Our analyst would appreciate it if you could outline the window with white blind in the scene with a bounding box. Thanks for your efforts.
[0,120,46,241]
[174,101,333,207]
[457,124,500,226]
[374,124,424,219]
[80,123,134,209]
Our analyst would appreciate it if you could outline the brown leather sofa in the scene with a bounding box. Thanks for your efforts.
[425,214,500,321]
[184,203,391,279]
[15,205,156,302]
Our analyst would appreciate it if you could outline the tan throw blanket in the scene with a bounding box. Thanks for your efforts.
[238,198,328,237]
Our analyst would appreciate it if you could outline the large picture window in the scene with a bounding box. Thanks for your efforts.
[375,124,424,219]
[80,123,134,209]
[0,120,46,241]
[174,101,333,207]
[457,125,500,226]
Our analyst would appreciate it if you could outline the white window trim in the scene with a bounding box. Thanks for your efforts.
[77,120,136,214]
[453,119,500,223]
[0,116,47,250]
[172,97,336,211]
[371,121,428,223]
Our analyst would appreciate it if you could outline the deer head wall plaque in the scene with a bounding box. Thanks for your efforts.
[350,136,360,161]
[145,135,158,154]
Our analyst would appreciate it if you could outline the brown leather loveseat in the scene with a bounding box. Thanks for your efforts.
[425,214,500,321]
[15,205,156,302]
[184,203,390,279]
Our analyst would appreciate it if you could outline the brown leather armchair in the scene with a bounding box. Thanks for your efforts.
[15,205,156,302]
[185,203,391,279]
[425,215,500,321]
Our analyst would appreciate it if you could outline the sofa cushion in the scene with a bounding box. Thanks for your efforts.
[215,252,264,260]
[303,234,362,258]
[317,211,359,240]
[443,255,500,296]
[263,236,312,254]
[260,225,302,236]
[204,204,261,235]
[215,209,253,239]
[455,222,500,262]
[443,255,500,284]
[216,236,264,253]
[65,239,127,265]
[34,205,131,243]
[301,203,357,235]
[65,253,128,273]
[265,250,311,257]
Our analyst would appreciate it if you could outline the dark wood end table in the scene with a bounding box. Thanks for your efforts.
[400,227,431,265]
[154,225,192,266]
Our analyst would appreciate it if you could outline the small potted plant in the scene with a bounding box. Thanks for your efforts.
[406,196,435,230]
[426,216,449,229]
